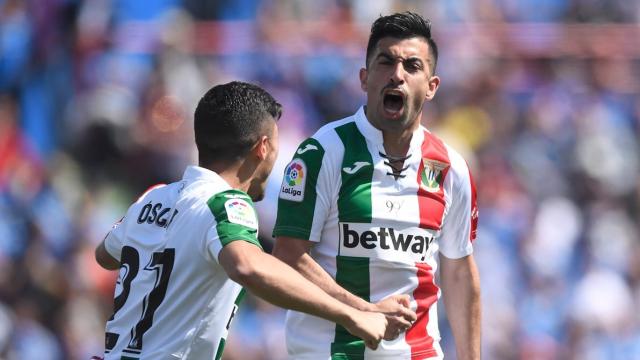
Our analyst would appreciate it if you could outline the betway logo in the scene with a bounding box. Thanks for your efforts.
[339,223,436,263]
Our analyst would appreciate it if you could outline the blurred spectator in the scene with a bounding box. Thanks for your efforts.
[0,0,639,359]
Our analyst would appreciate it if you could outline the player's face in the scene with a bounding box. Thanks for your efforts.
[359,36,440,133]
[248,120,279,202]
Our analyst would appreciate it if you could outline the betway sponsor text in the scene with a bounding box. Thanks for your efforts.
[339,222,436,263]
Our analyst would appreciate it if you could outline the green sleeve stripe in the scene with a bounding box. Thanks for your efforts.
[273,138,325,240]
[206,190,262,249]
[335,122,373,223]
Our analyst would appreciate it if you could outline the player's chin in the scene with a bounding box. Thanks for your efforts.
[248,185,266,202]
[381,106,405,121]
[251,192,265,202]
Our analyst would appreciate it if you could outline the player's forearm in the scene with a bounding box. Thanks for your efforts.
[229,249,356,326]
[441,255,481,360]
[277,251,375,312]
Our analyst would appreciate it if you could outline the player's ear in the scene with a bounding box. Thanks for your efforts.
[359,67,368,92]
[425,75,440,101]
[251,135,269,161]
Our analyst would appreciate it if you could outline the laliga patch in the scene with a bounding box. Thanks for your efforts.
[224,198,258,229]
[279,159,306,202]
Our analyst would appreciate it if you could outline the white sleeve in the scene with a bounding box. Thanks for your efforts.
[307,152,338,242]
[438,157,478,259]
[104,218,126,261]
[205,226,223,263]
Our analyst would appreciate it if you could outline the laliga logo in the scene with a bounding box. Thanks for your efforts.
[228,200,250,215]
[225,198,257,228]
[285,162,304,186]
[280,160,306,201]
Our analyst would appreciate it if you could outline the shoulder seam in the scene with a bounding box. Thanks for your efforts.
[312,116,355,141]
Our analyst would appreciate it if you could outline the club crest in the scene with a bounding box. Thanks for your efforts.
[420,159,448,192]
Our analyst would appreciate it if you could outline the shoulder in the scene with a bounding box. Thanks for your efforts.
[438,139,476,212]
[134,183,168,203]
[444,143,471,180]
[422,128,471,177]
[309,116,355,147]
[289,115,357,169]
[206,189,255,213]
[206,190,258,230]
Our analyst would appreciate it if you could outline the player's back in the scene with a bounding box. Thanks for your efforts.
[104,167,246,360]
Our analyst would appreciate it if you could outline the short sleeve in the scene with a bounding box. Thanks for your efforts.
[273,138,332,242]
[438,161,478,259]
[104,184,167,261]
[104,217,126,261]
[205,190,262,262]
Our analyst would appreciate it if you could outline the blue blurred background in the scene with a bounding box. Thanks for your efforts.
[1,0,639,359]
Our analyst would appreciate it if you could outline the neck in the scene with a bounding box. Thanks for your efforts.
[382,127,416,157]
[201,161,252,193]
[364,106,421,157]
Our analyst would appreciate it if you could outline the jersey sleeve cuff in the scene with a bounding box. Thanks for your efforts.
[272,226,318,242]
[220,236,263,250]
[104,232,122,261]
[207,236,263,263]
[439,243,473,259]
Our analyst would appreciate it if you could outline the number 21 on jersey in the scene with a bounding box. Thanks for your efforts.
[105,246,175,357]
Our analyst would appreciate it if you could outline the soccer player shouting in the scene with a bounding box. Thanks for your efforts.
[95,82,415,359]
[273,12,481,360]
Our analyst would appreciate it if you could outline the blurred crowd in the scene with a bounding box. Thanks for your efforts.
[1,0,639,359]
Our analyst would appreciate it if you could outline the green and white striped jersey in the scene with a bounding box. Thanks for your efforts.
[103,166,261,360]
[274,107,478,360]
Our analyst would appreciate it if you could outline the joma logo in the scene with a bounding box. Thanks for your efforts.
[342,161,370,174]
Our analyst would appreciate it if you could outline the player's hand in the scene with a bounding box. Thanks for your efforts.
[373,294,417,340]
[343,310,387,350]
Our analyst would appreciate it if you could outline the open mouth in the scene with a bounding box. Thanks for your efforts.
[383,92,405,115]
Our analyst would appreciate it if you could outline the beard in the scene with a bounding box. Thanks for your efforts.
[247,181,265,202]
[373,99,418,132]
[250,190,265,202]
[247,170,270,202]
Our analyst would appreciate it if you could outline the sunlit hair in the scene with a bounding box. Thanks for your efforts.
[365,11,438,74]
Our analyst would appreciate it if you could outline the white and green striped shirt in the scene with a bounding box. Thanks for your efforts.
[103,166,261,360]
[274,107,478,360]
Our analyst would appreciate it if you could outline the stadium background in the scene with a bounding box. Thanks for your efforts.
[1,0,639,358]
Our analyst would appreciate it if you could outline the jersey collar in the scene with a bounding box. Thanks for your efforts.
[182,165,230,188]
[355,106,426,151]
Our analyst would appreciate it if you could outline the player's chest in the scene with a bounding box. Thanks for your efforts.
[334,151,449,231]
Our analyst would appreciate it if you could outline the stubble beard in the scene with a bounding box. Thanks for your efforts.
[375,101,418,133]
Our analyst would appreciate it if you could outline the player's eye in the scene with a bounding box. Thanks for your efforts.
[404,61,422,73]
